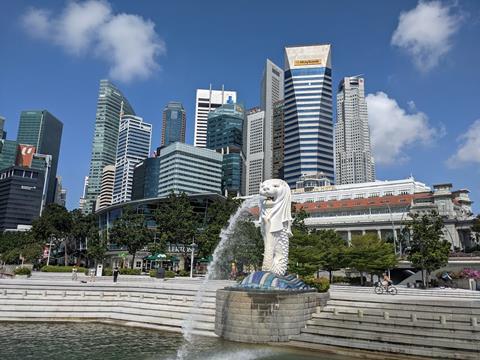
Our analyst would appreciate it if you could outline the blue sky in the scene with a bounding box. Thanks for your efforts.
[1,0,479,211]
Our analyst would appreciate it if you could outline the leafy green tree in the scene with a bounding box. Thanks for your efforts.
[292,205,309,233]
[196,196,239,258]
[289,229,322,276]
[316,230,348,282]
[86,230,107,266]
[154,193,200,267]
[346,234,397,285]
[407,211,450,287]
[31,204,73,265]
[230,220,263,273]
[109,207,153,268]
[0,231,43,264]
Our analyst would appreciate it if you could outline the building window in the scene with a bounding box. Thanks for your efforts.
[399,189,409,195]
[369,192,380,198]
[135,261,142,268]
[354,193,365,199]
[384,191,394,196]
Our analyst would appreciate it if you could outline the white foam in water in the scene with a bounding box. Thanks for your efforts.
[177,196,260,359]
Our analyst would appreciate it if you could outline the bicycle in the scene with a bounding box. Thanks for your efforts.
[374,281,398,295]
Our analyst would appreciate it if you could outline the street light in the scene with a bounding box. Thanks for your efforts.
[190,238,197,278]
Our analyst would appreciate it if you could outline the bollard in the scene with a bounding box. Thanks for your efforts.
[62,291,66,298]
[140,294,144,300]
[43,290,47,297]
[23,290,27,297]
[81,291,85,297]
[383,311,390,320]
[117,293,121,299]
[183,296,187,303]
[357,309,364,319]
[333,307,339,316]
[100,292,104,298]
[2,289,6,296]
[471,317,478,327]
[411,313,417,323]
[168,295,172,302]
[440,315,446,325]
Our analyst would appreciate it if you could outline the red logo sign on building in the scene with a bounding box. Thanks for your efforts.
[16,144,36,168]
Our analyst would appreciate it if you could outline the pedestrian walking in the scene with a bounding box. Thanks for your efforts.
[89,268,96,282]
[71,266,78,281]
[113,266,119,283]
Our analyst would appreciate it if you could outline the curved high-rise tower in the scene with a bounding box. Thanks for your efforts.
[83,80,135,214]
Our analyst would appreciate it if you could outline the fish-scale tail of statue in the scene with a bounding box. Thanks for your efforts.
[270,229,289,276]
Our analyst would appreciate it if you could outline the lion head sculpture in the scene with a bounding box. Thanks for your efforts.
[259,179,292,234]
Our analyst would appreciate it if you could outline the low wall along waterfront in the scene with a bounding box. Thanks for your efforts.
[1,277,480,359]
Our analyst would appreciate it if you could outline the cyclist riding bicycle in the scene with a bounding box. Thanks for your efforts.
[382,273,392,290]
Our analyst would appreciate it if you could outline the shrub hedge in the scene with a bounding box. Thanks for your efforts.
[41,265,87,273]
[303,276,330,293]
[14,267,31,276]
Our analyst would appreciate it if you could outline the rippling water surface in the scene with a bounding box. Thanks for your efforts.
[0,322,350,360]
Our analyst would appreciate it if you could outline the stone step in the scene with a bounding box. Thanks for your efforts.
[313,306,480,324]
[327,299,480,314]
[289,333,479,360]
[0,294,216,308]
[0,285,218,298]
[300,324,480,351]
[0,301,216,317]
[304,317,480,340]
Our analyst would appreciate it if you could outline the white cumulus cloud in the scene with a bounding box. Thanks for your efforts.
[391,1,462,72]
[367,91,444,165]
[447,120,480,168]
[21,0,165,82]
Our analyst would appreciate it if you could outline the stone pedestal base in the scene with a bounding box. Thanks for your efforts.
[215,288,328,343]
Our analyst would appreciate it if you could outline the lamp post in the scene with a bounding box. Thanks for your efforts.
[190,238,197,278]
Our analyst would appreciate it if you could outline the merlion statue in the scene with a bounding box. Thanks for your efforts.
[259,179,292,276]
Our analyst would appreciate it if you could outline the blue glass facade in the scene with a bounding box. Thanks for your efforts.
[161,102,186,146]
[283,46,334,187]
[17,110,63,204]
[132,157,161,200]
[206,103,245,195]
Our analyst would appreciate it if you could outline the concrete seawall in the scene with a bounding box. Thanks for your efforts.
[0,277,234,337]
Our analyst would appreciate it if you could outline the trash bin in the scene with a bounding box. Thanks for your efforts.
[156,268,165,279]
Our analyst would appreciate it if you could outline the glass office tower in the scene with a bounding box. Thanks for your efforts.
[84,80,135,213]
[207,103,245,196]
[161,101,186,146]
[17,110,63,204]
[283,45,334,187]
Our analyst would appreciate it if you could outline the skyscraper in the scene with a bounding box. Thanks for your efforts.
[242,108,265,196]
[83,80,135,214]
[335,76,375,184]
[283,45,334,187]
[96,165,115,210]
[158,142,222,197]
[17,110,63,204]
[161,101,186,146]
[272,100,285,180]
[260,59,284,180]
[78,176,89,212]
[131,157,161,200]
[207,103,244,196]
[112,115,152,204]
[194,86,237,148]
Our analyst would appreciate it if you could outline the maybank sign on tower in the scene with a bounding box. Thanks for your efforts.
[283,45,334,187]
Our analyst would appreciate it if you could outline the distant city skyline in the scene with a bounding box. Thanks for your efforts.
[1,1,479,210]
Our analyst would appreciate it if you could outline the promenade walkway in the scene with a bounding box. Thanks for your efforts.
[0,275,234,337]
